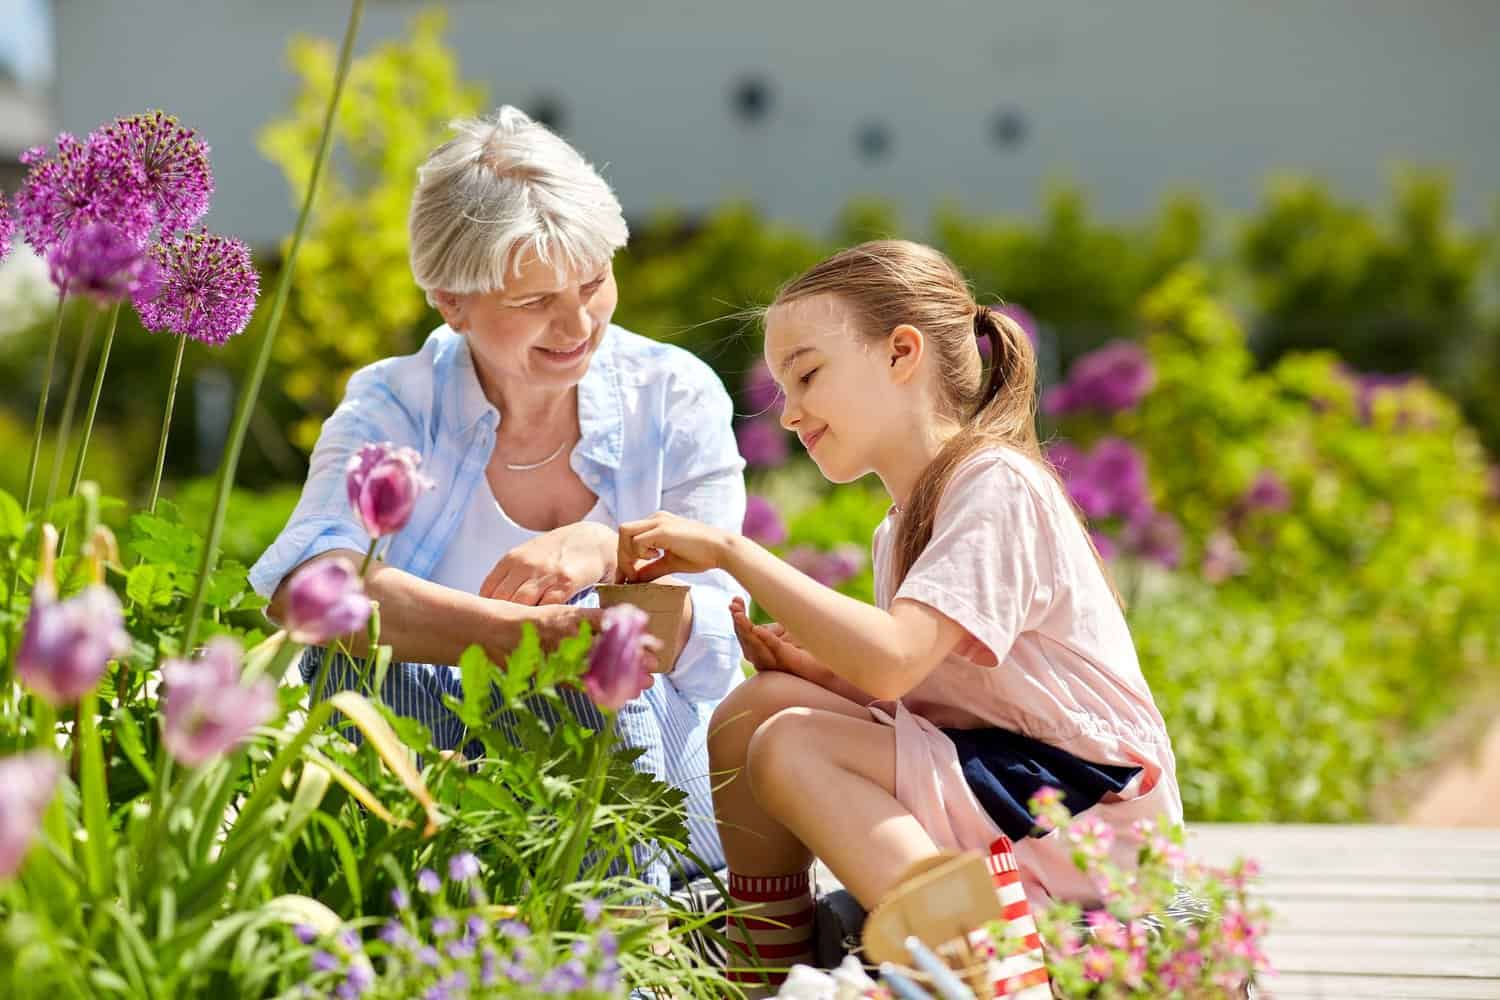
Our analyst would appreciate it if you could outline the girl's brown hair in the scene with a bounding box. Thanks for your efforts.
[771,240,1119,602]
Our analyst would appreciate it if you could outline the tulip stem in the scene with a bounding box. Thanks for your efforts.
[146,333,188,515]
[66,301,121,501]
[358,536,378,578]
[23,296,67,514]
[180,0,365,654]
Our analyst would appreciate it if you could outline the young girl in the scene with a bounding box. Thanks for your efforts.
[617,241,1182,992]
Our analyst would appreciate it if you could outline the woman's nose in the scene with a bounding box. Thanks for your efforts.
[563,303,591,342]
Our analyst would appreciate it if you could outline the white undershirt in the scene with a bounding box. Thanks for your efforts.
[428,479,613,595]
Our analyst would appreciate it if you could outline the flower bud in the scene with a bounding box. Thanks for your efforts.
[284,557,372,645]
[345,442,434,539]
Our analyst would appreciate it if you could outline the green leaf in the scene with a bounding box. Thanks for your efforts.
[126,511,203,570]
[126,563,179,608]
[0,488,24,539]
[201,559,249,610]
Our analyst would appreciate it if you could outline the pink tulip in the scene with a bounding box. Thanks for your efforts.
[345,441,434,539]
[583,604,658,711]
[16,581,129,705]
[285,557,372,644]
[0,751,62,879]
[161,637,277,767]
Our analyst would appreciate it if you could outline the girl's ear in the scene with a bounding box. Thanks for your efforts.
[433,290,467,332]
[887,324,925,384]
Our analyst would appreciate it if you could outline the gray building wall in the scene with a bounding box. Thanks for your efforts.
[49,0,1500,248]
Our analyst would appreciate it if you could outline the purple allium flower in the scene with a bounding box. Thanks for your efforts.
[735,418,789,468]
[583,604,656,711]
[580,898,603,923]
[161,637,277,767]
[1122,510,1183,570]
[310,950,340,974]
[135,230,259,345]
[416,867,441,894]
[447,851,479,883]
[1044,440,1083,480]
[17,582,130,706]
[741,494,787,546]
[1240,470,1291,514]
[996,303,1039,347]
[294,924,319,945]
[744,360,782,413]
[1045,340,1155,415]
[46,220,160,301]
[431,916,456,937]
[1084,438,1151,521]
[0,191,14,264]
[284,557,372,645]
[389,886,410,911]
[345,442,435,540]
[0,751,63,879]
[1088,529,1118,562]
[16,131,153,254]
[97,111,214,235]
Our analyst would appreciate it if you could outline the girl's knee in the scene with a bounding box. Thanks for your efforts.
[708,671,820,764]
[744,707,821,808]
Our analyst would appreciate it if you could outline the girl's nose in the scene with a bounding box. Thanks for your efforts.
[778,399,800,431]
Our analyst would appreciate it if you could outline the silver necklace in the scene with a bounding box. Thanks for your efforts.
[503,439,570,472]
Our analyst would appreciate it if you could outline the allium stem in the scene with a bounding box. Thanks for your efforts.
[66,301,121,500]
[147,333,188,514]
[22,296,67,513]
[182,0,365,652]
[44,310,100,512]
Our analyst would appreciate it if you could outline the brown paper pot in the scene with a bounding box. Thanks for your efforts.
[594,583,690,673]
[863,851,1005,995]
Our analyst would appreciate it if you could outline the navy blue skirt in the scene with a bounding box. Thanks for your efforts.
[942,727,1142,841]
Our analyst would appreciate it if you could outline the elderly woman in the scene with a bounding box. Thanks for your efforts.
[249,107,746,886]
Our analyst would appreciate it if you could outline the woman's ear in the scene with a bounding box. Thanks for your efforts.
[433,290,467,332]
[887,324,925,384]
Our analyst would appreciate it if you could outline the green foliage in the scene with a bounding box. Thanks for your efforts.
[258,10,484,450]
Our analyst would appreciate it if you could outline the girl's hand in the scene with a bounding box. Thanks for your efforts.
[481,522,617,605]
[730,597,846,689]
[615,511,730,582]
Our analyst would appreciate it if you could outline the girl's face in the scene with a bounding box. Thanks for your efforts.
[439,249,619,391]
[764,294,901,484]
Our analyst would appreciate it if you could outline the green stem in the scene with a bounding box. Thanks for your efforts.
[44,310,100,513]
[77,691,111,897]
[23,296,67,513]
[66,301,121,499]
[548,729,611,932]
[182,0,365,653]
[358,535,378,577]
[147,333,188,514]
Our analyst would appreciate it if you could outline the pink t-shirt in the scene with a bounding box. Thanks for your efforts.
[866,446,1183,906]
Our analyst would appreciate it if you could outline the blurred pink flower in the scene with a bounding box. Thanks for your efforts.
[1045,341,1155,416]
[584,604,657,711]
[346,442,435,539]
[741,494,787,546]
[285,557,372,645]
[1081,945,1114,982]
[1201,530,1247,583]
[735,418,789,468]
[161,637,277,766]
[0,751,62,879]
[17,581,130,706]
[785,545,866,588]
[743,360,782,413]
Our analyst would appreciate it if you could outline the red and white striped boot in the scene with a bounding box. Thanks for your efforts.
[976,836,1052,999]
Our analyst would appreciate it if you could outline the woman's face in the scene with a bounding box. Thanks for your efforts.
[443,248,619,391]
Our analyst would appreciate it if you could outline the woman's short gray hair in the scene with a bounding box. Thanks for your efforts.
[409,106,629,304]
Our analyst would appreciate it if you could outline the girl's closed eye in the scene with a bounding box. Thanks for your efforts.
[799,367,819,385]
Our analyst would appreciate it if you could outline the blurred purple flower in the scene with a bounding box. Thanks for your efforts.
[294,924,318,945]
[310,951,340,973]
[0,192,14,264]
[583,604,656,711]
[0,751,62,879]
[786,544,866,588]
[17,582,130,706]
[997,304,1039,346]
[1122,511,1183,570]
[1044,440,1083,480]
[1089,529,1118,562]
[1085,438,1151,521]
[98,110,213,235]
[1045,341,1155,416]
[16,131,153,254]
[581,898,603,923]
[1345,369,1417,425]
[744,359,782,413]
[431,916,456,937]
[1240,471,1290,514]
[284,557,372,645]
[342,963,374,996]
[448,851,479,883]
[389,887,409,911]
[345,442,435,539]
[1201,530,1247,584]
[742,494,787,546]
[161,637,276,766]
[46,221,160,301]
[416,868,441,894]
[337,927,361,953]
[135,230,259,346]
[736,418,789,468]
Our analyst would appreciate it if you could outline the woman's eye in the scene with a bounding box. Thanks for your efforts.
[522,296,553,310]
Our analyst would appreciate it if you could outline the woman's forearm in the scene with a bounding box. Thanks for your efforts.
[267,550,531,665]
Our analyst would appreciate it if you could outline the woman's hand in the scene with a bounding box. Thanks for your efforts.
[481,522,617,605]
[616,511,730,582]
